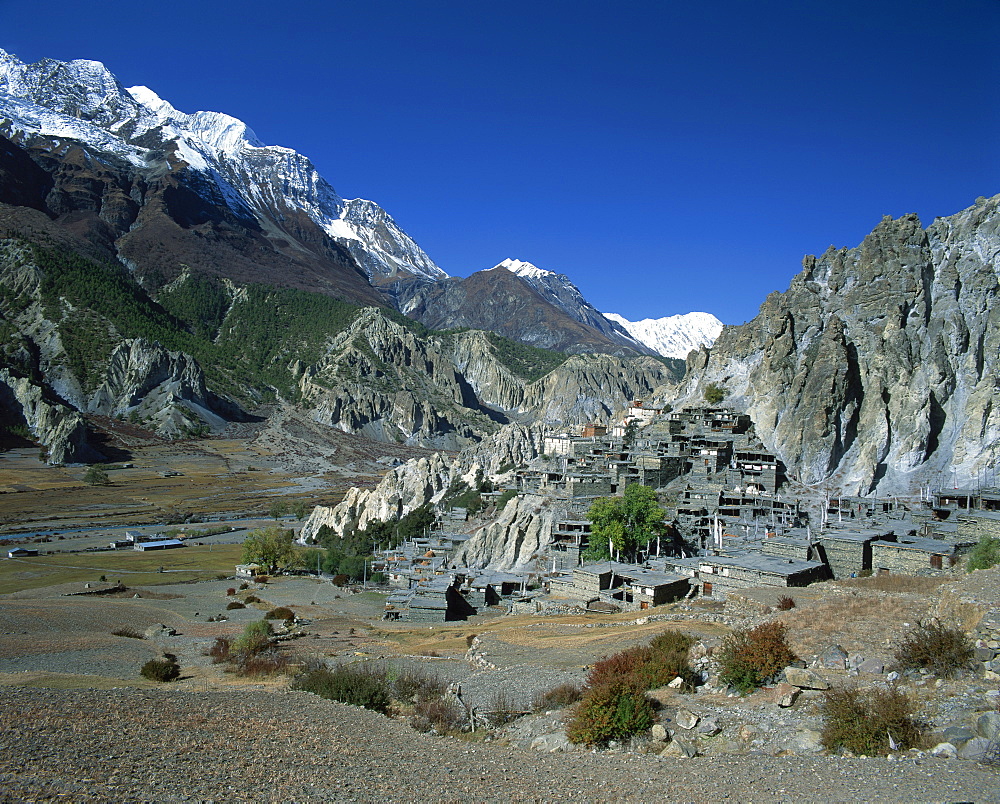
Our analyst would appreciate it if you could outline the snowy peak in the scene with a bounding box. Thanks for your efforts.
[0,48,444,282]
[604,312,723,359]
[496,258,553,281]
[493,258,649,353]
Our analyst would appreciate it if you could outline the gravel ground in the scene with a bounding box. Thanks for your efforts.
[1,687,997,803]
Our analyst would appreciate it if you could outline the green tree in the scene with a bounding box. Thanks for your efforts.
[622,420,638,450]
[268,501,287,521]
[703,382,727,405]
[83,466,110,486]
[241,526,299,574]
[587,484,667,561]
[967,535,1000,571]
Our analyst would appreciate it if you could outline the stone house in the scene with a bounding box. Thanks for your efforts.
[871,535,960,576]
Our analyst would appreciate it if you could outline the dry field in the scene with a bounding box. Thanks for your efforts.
[0,542,244,594]
[0,405,439,538]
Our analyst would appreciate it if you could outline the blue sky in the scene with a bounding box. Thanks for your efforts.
[3,0,997,324]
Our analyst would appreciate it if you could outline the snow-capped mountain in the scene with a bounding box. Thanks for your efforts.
[604,312,723,359]
[0,48,443,283]
[494,258,650,353]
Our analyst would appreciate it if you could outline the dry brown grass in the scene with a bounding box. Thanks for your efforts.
[835,575,949,594]
[777,591,928,658]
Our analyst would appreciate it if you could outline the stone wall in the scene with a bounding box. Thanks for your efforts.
[817,537,872,579]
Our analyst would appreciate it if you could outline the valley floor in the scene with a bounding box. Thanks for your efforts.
[0,569,998,802]
[2,685,997,803]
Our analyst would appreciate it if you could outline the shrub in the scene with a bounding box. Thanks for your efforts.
[716,621,797,693]
[486,689,522,727]
[265,606,294,621]
[776,595,796,611]
[244,595,261,604]
[893,619,973,677]
[587,630,696,692]
[238,651,290,677]
[112,627,145,639]
[239,582,249,590]
[566,681,655,746]
[226,587,237,596]
[140,655,180,682]
[465,633,478,647]
[226,601,245,610]
[967,535,1000,572]
[293,665,392,714]
[410,695,466,734]
[231,620,273,658]
[532,682,584,712]
[703,382,727,405]
[820,686,923,755]
[391,667,445,703]
[206,637,231,664]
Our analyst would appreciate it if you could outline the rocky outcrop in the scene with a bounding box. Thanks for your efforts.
[298,423,544,544]
[299,452,455,543]
[674,195,1000,495]
[300,310,677,449]
[0,368,100,463]
[382,266,650,356]
[454,493,565,571]
[516,353,673,427]
[88,339,233,437]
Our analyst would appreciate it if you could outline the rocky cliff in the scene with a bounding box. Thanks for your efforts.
[298,423,544,544]
[0,368,99,464]
[454,492,565,571]
[299,311,677,448]
[674,195,1000,495]
[381,266,651,356]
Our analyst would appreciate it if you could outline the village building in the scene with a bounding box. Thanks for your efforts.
[870,534,962,576]
[134,538,184,551]
[7,547,39,558]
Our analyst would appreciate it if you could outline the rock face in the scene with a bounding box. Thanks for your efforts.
[88,339,231,435]
[0,368,99,463]
[674,196,1000,494]
[455,493,565,571]
[382,265,652,356]
[299,424,545,549]
[0,240,241,445]
[300,311,677,448]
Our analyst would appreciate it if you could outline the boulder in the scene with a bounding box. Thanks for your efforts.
[773,682,800,708]
[529,734,572,753]
[857,658,884,675]
[695,718,722,736]
[821,645,849,670]
[675,709,700,730]
[792,729,824,754]
[931,742,958,759]
[650,724,669,742]
[957,737,992,761]
[942,726,976,748]
[784,667,830,690]
[144,623,177,638]
[659,737,698,758]
[976,711,1000,740]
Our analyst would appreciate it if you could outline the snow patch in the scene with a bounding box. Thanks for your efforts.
[604,312,723,359]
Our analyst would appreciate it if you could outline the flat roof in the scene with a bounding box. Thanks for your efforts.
[872,536,956,553]
[702,550,825,575]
